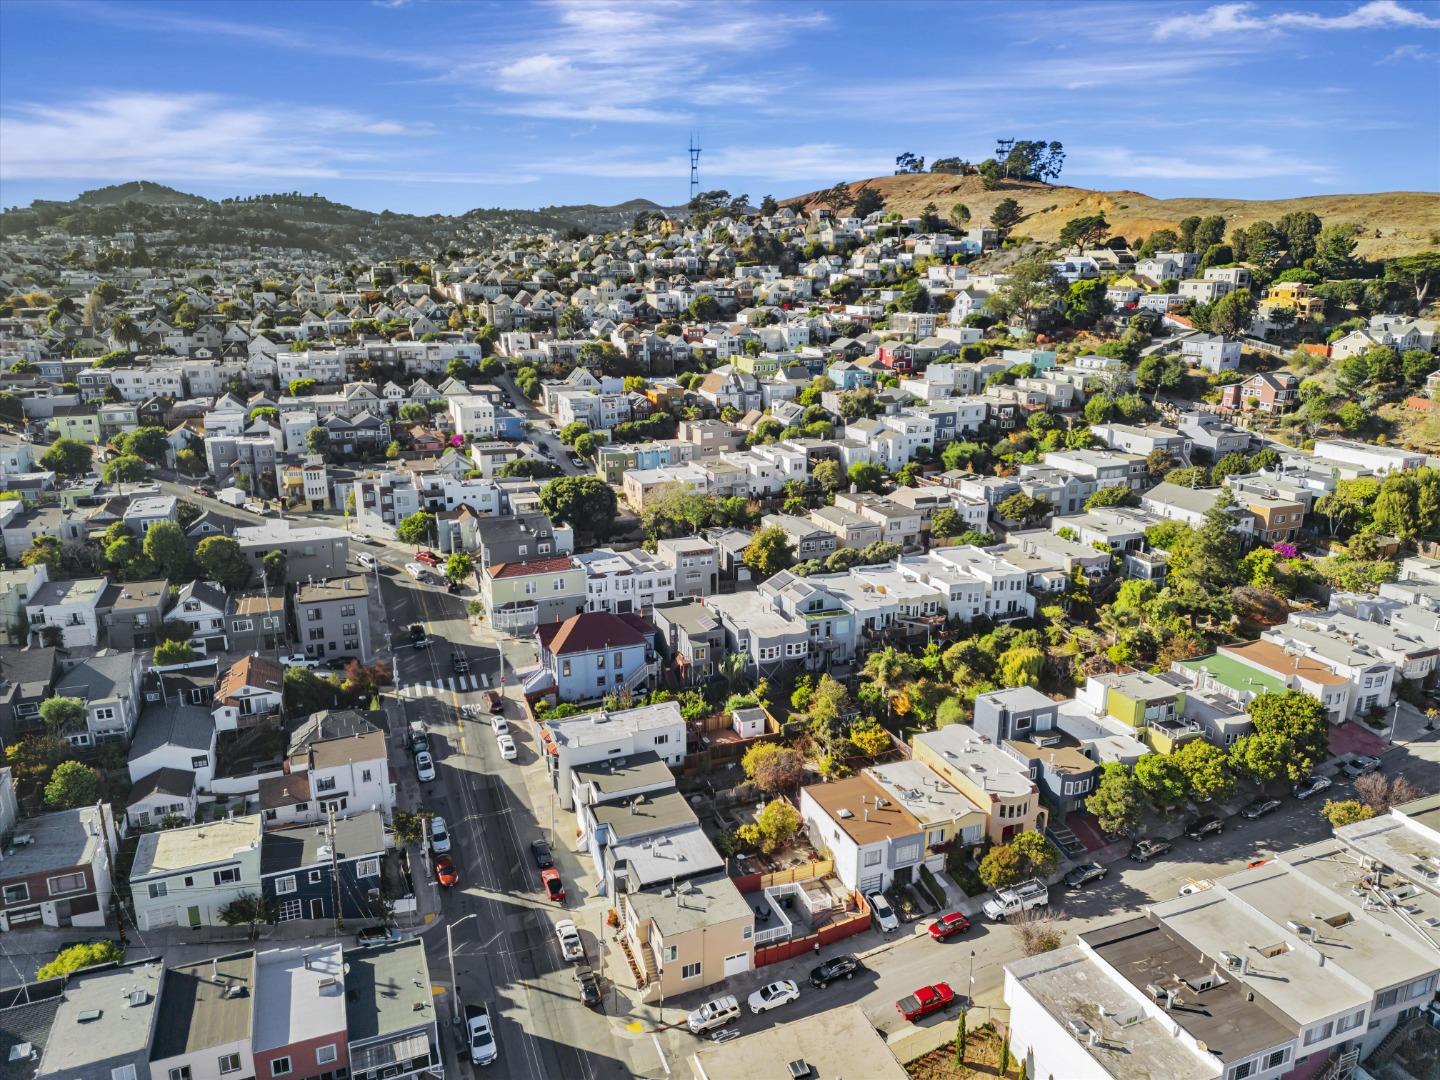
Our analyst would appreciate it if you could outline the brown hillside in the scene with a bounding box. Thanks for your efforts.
[783,175,1440,259]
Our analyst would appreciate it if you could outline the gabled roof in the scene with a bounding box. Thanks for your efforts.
[537,611,646,656]
[127,766,197,806]
[488,555,576,579]
[216,655,283,705]
[131,704,215,757]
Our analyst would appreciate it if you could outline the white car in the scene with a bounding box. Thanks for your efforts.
[497,734,518,760]
[404,562,428,580]
[465,1004,498,1066]
[415,750,436,782]
[279,654,320,669]
[867,891,899,933]
[490,715,510,736]
[429,815,451,854]
[356,552,377,570]
[747,980,800,1015]
[555,919,584,962]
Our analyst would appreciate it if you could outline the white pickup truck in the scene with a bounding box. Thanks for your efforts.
[981,878,1050,921]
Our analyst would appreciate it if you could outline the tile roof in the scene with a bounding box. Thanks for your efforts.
[487,555,576,579]
[216,655,283,704]
[537,611,646,656]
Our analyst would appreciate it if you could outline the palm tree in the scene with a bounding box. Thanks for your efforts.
[109,312,140,347]
[717,652,748,696]
[863,646,919,719]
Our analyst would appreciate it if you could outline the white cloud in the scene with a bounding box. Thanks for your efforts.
[1067,144,1340,182]
[0,92,441,183]
[1156,1,1440,40]
[1381,42,1439,61]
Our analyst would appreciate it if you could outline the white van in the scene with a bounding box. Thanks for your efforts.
[686,995,740,1034]
[404,562,428,580]
[357,551,377,570]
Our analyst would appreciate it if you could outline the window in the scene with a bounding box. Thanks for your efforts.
[663,945,678,962]
[1230,1062,1254,1080]
[614,652,624,666]
[3,883,29,904]
[362,769,373,783]
[1303,1020,1334,1046]
[113,1067,137,1080]
[340,604,356,617]
[219,1055,241,1075]
[743,926,753,939]
[1337,1010,1365,1034]
[170,1068,192,1080]
[681,962,702,980]
[316,1046,337,1066]
[309,870,324,885]
[272,1058,292,1077]
[275,875,297,895]
[653,734,668,746]
[213,867,241,886]
[191,755,209,770]
[47,873,86,896]
[95,707,115,721]
[596,654,606,670]
[552,578,565,592]
[316,776,338,793]
[524,581,537,596]
[1407,975,1435,999]
[863,850,882,867]
[1264,1049,1290,1070]
[234,619,253,632]
[356,858,380,878]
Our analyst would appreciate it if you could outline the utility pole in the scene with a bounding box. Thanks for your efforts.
[328,803,344,932]
[446,913,478,1024]
[97,800,126,946]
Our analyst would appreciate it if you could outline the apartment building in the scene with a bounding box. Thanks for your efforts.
[292,575,373,664]
[911,725,1044,844]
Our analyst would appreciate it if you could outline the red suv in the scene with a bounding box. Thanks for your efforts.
[928,912,972,940]
[415,550,441,567]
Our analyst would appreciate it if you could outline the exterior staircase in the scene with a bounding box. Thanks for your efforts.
[615,895,648,988]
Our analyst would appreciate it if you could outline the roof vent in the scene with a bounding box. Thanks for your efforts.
[786,1061,813,1080]
[126,990,149,1007]
[222,984,247,1000]
[76,1010,102,1023]
[837,808,854,819]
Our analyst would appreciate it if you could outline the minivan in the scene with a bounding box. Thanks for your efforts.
[867,891,899,933]
[686,995,741,1034]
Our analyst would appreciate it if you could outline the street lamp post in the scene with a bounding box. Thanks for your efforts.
[446,913,478,1024]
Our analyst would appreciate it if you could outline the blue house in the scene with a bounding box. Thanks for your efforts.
[493,408,527,439]
[260,809,389,922]
[533,611,657,704]
[826,360,875,390]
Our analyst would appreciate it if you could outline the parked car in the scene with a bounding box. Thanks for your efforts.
[555,919,584,962]
[1129,838,1172,862]
[465,1003,497,1066]
[1064,862,1108,889]
[686,995,740,1035]
[1184,816,1224,840]
[1241,797,1283,820]
[409,624,429,649]
[568,454,584,469]
[497,734,518,761]
[575,965,601,1007]
[356,551,378,570]
[867,891,899,933]
[896,982,956,1022]
[356,925,401,946]
[928,912,971,940]
[414,750,436,783]
[491,715,510,736]
[434,855,459,888]
[415,550,441,566]
[409,721,430,755]
[191,485,214,497]
[1292,774,1333,800]
[808,954,860,989]
[747,980,800,1015]
[279,654,319,669]
[483,690,504,715]
[404,562,429,581]
[1343,755,1382,778]
[429,815,451,854]
[981,878,1050,920]
[530,838,553,869]
[541,867,565,902]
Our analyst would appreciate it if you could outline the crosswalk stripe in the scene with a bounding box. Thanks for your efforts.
[397,674,483,700]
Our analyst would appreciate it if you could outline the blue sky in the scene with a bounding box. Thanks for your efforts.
[1,0,1437,214]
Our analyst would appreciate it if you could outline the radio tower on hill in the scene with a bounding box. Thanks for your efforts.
[688,134,702,204]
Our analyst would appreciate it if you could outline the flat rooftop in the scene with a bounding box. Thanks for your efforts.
[150,951,255,1059]
[912,725,1035,797]
[37,960,163,1074]
[1005,945,1220,1080]
[343,939,435,1042]
[294,575,370,604]
[131,815,262,879]
[802,773,922,846]
[252,944,347,1053]
[609,823,724,889]
[689,1001,906,1080]
[629,871,751,937]
[1,806,106,879]
[546,700,683,750]
[1177,653,1285,697]
[572,751,674,798]
[590,787,696,842]
[865,759,986,825]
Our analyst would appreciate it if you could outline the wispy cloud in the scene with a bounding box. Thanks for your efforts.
[0,92,443,183]
[1066,144,1341,183]
[1380,42,1440,61]
[1156,0,1440,40]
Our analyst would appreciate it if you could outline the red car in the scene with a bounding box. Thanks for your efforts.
[897,982,957,1022]
[415,550,441,567]
[928,912,971,940]
[541,867,565,902]
[435,855,459,888]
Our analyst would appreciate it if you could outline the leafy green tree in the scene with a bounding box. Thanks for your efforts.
[218,893,274,938]
[998,645,1044,688]
[40,438,93,478]
[996,493,1050,525]
[1133,753,1186,809]
[985,256,1061,328]
[142,520,188,579]
[1010,831,1061,878]
[1248,691,1329,781]
[1192,215,1226,250]
[930,507,963,539]
[1171,739,1234,802]
[1086,762,1144,835]
[195,535,251,589]
[39,696,86,737]
[262,550,286,587]
[445,552,474,585]
[741,743,803,795]
[540,475,618,539]
[1275,211,1322,262]
[1058,213,1109,252]
[36,941,125,980]
[154,640,197,665]
[119,426,169,464]
[1311,223,1360,279]
[742,527,794,579]
[44,760,100,809]
[989,198,1022,235]
[395,511,434,545]
[737,800,801,855]
[847,461,884,493]
[1228,730,1289,786]
[1084,484,1138,510]
[1207,288,1256,337]
[101,454,146,484]
[978,843,1027,890]
[398,402,430,424]
[1383,252,1440,309]
[1321,799,1374,829]
[949,202,971,228]
[557,421,590,446]
[853,187,884,217]
[288,378,318,397]
[812,458,842,493]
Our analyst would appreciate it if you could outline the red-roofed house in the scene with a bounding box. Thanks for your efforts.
[1218,371,1299,414]
[528,611,658,704]
[482,555,586,634]
[212,655,285,732]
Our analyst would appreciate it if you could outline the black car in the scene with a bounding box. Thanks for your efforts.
[1129,838,1172,862]
[575,965,601,1007]
[451,651,471,674]
[409,624,429,649]
[809,954,860,988]
[1241,797,1283,820]
[530,838,553,869]
[1292,774,1333,800]
[1185,816,1224,841]
[1064,861,1108,889]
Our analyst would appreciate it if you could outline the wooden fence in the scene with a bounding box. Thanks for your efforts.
[755,897,871,967]
[732,858,834,895]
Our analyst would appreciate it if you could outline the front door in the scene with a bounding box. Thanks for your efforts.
[186,906,201,928]
[310,897,327,919]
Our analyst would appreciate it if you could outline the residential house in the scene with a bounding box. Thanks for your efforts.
[126,767,197,830]
[1218,639,1353,724]
[127,704,216,797]
[624,870,755,999]
[1312,438,1426,477]
[25,576,106,649]
[799,773,926,895]
[261,811,387,922]
[212,655,285,732]
[911,725,1044,844]
[32,959,162,1080]
[0,645,57,741]
[654,536,718,598]
[148,952,257,1080]
[170,579,231,654]
[530,611,657,704]
[276,710,394,826]
[865,759,986,862]
[0,805,114,931]
[103,577,169,650]
[482,555,586,634]
[573,547,676,615]
[292,575,373,664]
[251,945,351,1080]
[1218,371,1299,414]
[235,522,349,582]
[539,701,685,810]
[54,650,144,747]
[0,564,48,645]
[649,599,726,685]
[343,940,442,1080]
[130,814,264,930]
[228,592,287,654]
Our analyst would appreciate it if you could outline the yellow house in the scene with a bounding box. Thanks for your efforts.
[1261,280,1325,320]
[47,407,101,444]
[1083,671,1200,754]
[911,726,1045,845]
[1110,273,1146,291]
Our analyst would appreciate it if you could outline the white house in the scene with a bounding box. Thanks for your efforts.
[540,701,685,809]
[1180,333,1241,372]
[129,815,264,929]
[798,773,925,895]
[448,394,496,439]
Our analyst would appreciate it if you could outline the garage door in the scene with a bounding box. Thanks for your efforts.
[723,952,751,977]
[146,906,178,929]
